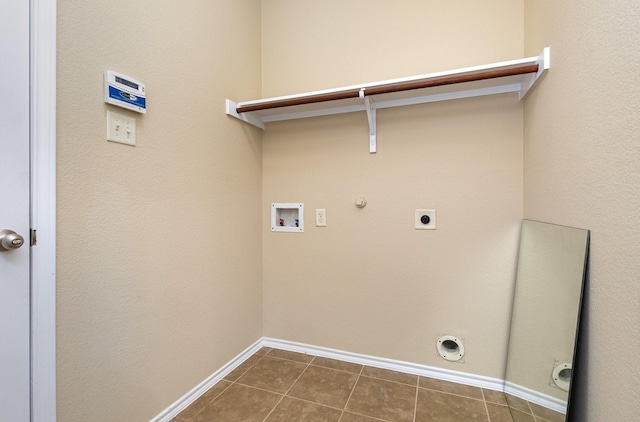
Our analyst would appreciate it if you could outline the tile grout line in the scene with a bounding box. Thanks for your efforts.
[217,353,271,418]
[182,378,234,422]
[175,367,249,421]
[338,363,365,422]
[273,352,427,422]
[276,393,352,413]
[309,362,366,376]
[259,353,315,422]
[224,349,285,422]
[253,350,370,422]
[179,348,503,422]
[525,398,536,420]
[359,374,419,387]
[481,388,492,422]
[269,348,420,386]
[241,349,518,422]
[266,351,399,422]
[232,380,287,397]
[418,385,487,402]
[342,411,390,422]
[273,356,361,413]
[227,353,265,383]
[413,376,419,422]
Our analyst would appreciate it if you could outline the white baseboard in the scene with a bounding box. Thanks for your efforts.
[504,381,568,414]
[261,338,505,392]
[151,337,566,422]
[149,338,263,422]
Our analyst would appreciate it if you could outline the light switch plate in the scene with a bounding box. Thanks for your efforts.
[107,110,136,146]
[415,209,436,230]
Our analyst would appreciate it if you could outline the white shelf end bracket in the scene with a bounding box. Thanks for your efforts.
[225,99,265,130]
[519,47,550,100]
[361,89,377,153]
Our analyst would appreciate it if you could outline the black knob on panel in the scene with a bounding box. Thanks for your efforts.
[421,215,430,225]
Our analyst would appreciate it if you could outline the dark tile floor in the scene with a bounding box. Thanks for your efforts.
[172,347,564,422]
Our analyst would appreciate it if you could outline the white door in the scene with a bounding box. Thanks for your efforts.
[0,0,32,419]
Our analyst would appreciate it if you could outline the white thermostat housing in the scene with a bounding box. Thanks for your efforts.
[104,70,146,113]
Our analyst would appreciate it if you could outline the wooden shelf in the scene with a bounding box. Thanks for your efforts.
[226,47,549,153]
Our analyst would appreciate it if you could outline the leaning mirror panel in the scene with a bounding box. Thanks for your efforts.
[505,220,590,421]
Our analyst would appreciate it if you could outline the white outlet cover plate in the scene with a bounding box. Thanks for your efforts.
[415,209,436,230]
[315,209,326,227]
[107,110,136,146]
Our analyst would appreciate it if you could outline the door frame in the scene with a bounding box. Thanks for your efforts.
[30,0,57,420]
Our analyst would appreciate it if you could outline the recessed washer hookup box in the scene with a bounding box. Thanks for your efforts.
[104,70,146,114]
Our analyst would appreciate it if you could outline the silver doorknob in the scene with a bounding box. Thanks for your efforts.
[0,229,25,251]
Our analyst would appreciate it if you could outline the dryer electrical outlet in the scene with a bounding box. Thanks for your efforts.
[415,209,436,230]
[107,111,136,146]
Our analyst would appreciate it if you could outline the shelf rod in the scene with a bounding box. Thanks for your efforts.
[236,89,362,113]
[235,63,538,114]
[362,64,539,96]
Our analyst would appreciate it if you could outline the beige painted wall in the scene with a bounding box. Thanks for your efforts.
[262,0,524,97]
[524,0,640,419]
[262,0,525,379]
[56,1,262,420]
[55,1,640,420]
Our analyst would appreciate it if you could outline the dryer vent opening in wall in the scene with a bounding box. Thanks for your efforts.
[551,362,572,392]
[437,335,465,362]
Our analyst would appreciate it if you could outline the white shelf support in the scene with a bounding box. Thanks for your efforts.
[225,99,265,130]
[519,47,550,100]
[362,90,377,153]
[225,48,550,152]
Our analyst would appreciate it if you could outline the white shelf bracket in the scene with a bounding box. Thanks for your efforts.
[225,99,265,130]
[519,47,550,100]
[362,89,377,153]
[225,48,550,153]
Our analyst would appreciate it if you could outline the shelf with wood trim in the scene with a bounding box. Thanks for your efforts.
[226,47,549,153]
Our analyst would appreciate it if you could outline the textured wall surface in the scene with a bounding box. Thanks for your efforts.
[524,1,640,419]
[262,0,524,97]
[56,1,262,420]
[55,1,640,420]
[262,0,525,379]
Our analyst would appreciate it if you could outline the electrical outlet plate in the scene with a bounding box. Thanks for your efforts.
[315,209,326,227]
[107,110,136,146]
[415,209,436,230]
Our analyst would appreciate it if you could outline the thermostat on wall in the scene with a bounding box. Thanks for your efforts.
[104,70,146,113]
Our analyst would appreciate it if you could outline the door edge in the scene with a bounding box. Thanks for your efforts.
[30,0,57,420]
